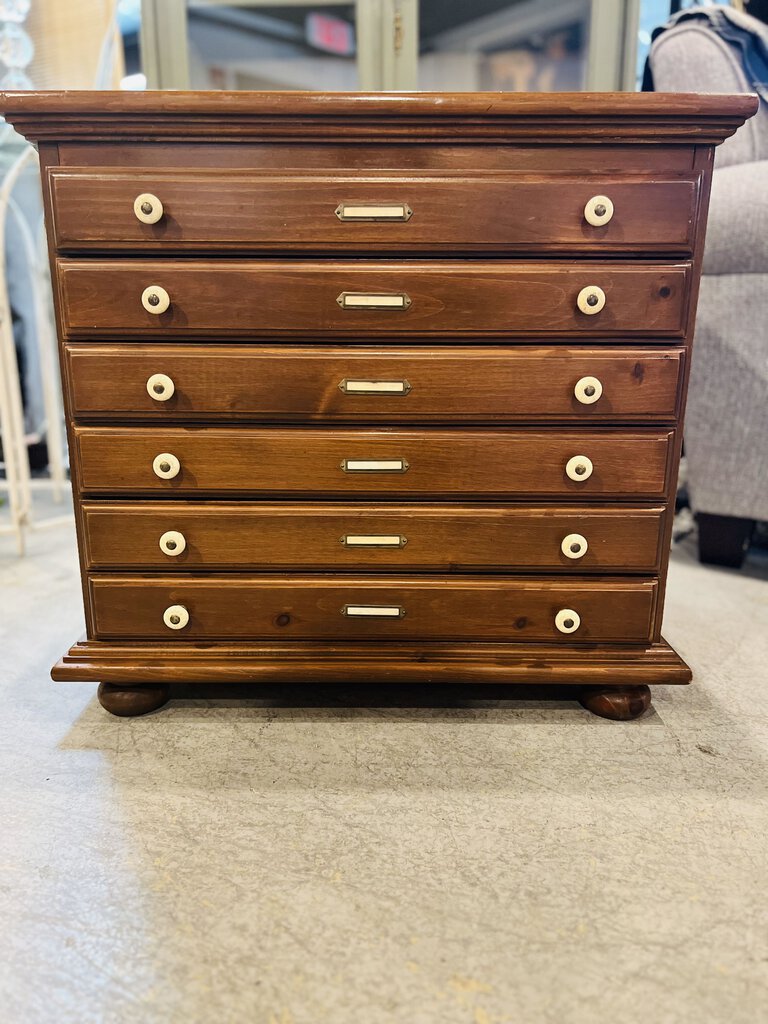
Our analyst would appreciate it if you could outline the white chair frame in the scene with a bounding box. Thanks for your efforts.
[0,141,70,554]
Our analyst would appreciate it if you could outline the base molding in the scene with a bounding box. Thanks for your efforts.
[53,637,692,687]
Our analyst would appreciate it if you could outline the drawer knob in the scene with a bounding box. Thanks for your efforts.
[584,195,614,226]
[163,604,189,630]
[159,530,186,556]
[561,533,588,559]
[565,455,594,482]
[141,285,170,315]
[555,608,581,634]
[574,375,603,405]
[146,373,175,402]
[133,192,164,224]
[152,452,181,480]
[576,285,605,316]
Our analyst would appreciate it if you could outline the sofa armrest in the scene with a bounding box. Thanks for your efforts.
[650,24,767,167]
[703,160,768,275]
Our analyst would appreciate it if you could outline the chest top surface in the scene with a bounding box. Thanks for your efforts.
[0,89,757,146]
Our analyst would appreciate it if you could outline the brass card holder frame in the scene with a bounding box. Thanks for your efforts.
[340,534,408,548]
[336,292,411,310]
[339,379,411,395]
[342,604,406,618]
[340,458,410,473]
[334,203,413,222]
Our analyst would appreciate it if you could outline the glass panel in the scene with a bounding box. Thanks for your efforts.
[185,2,358,90]
[418,0,590,92]
[636,0,672,90]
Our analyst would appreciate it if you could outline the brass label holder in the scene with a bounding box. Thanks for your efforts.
[337,292,411,310]
[335,203,413,222]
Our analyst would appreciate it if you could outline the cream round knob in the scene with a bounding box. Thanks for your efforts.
[133,192,164,225]
[561,533,588,559]
[574,375,603,405]
[555,608,581,634]
[584,195,614,227]
[565,455,593,482]
[141,285,170,315]
[152,452,180,480]
[576,285,605,316]
[163,604,189,630]
[159,530,186,557]
[146,373,175,402]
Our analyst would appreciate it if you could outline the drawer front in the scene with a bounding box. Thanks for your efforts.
[58,260,689,338]
[66,345,684,423]
[49,169,698,253]
[88,575,657,643]
[75,427,673,499]
[82,503,666,572]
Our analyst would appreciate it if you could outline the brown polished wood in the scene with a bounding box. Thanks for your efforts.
[1,89,755,717]
[65,345,684,423]
[97,681,169,717]
[88,574,658,643]
[81,502,667,572]
[58,259,690,339]
[49,169,699,254]
[74,426,674,498]
[54,638,692,687]
[578,685,652,721]
[55,142,700,174]
[2,90,755,144]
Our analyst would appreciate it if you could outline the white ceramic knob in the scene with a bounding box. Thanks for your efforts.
[555,608,581,634]
[141,285,170,315]
[576,285,606,316]
[163,604,189,630]
[133,192,164,225]
[584,195,614,227]
[152,452,180,480]
[159,530,186,557]
[565,455,593,482]
[146,373,175,402]
[561,533,588,559]
[574,375,603,405]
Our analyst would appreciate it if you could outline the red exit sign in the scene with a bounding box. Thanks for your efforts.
[305,12,355,56]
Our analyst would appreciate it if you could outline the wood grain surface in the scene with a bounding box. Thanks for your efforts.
[74,426,674,498]
[1,90,757,145]
[58,259,690,338]
[1,89,751,701]
[81,501,667,572]
[65,344,684,423]
[87,574,658,642]
[49,169,698,254]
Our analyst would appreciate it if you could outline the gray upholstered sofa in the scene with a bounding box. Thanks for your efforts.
[649,9,768,566]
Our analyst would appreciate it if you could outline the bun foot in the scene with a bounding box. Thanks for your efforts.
[97,682,170,717]
[579,684,652,721]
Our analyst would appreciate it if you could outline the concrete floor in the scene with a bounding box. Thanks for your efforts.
[1,512,767,1024]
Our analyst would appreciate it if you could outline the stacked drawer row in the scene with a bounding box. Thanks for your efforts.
[51,164,695,646]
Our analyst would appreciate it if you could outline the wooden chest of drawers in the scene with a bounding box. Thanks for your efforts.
[3,90,755,719]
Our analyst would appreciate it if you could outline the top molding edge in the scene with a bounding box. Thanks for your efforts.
[0,90,758,146]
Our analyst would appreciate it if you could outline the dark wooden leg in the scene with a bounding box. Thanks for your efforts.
[697,512,755,569]
[97,682,170,717]
[579,684,652,721]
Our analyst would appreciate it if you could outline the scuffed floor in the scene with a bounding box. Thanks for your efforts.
[1,517,767,1023]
